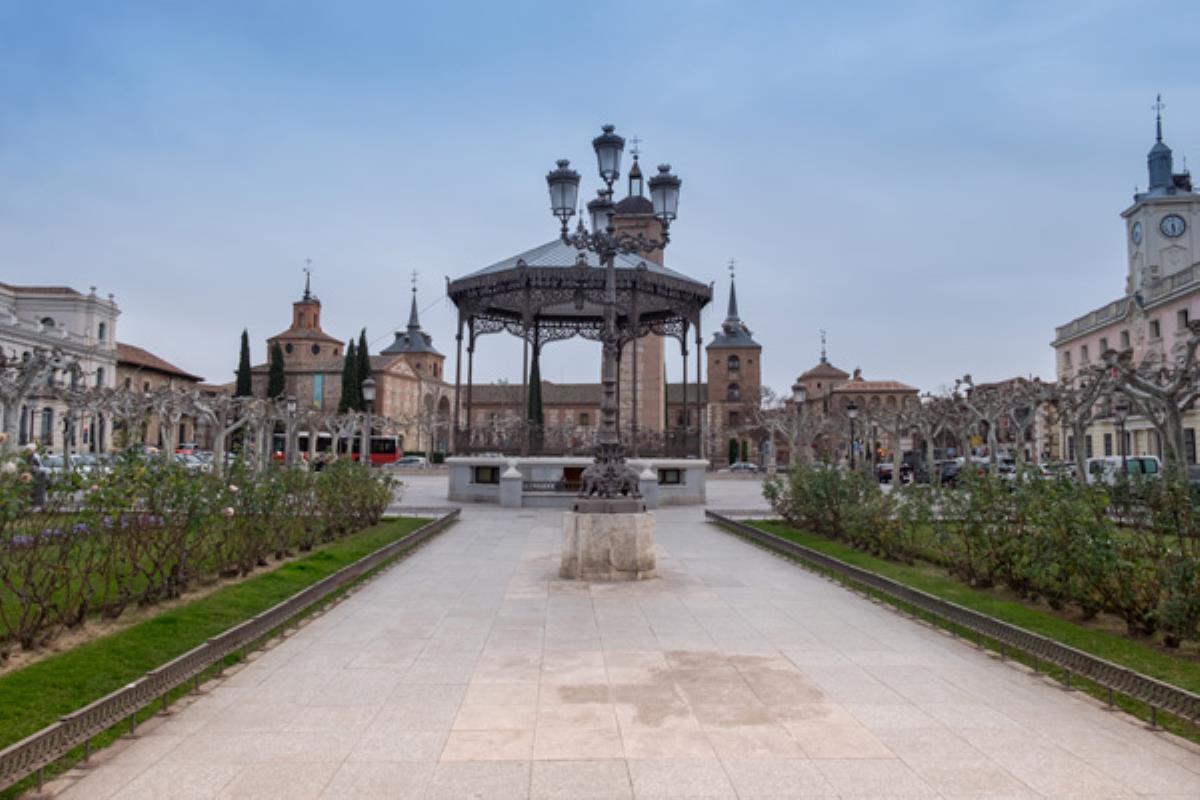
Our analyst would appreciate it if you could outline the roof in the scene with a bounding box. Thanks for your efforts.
[799,359,850,380]
[832,379,918,393]
[666,383,708,404]
[268,327,343,346]
[381,292,442,356]
[614,195,654,215]
[708,276,760,349]
[469,381,602,406]
[0,283,82,296]
[460,238,695,283]
[117,343,203,382]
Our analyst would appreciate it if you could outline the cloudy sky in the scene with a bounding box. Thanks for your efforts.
[2,1,1198,395]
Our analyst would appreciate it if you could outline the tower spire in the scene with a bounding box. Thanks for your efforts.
[725,259,739,321]
[820,329,827,363]
[303,259,313,301]
[1147,94,1174,192]
[1155,93,1165,143]
[408,269,421,329]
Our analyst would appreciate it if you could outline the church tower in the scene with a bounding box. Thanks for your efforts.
[266,271,343,367]
[1124,95,1197,294]
[706,268,761,466]
[612,151,667,435]
[380,284,445,380]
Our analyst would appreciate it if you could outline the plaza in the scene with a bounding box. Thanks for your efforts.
[46,476,1200,799]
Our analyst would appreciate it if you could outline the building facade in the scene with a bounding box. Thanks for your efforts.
[1052,106,1199,462]
[115,342,204,449]
[705,275,762,465]
[0,282,119,454]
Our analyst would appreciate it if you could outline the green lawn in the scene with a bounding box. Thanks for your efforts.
[0,516,429,754]
[750,519,1200,695]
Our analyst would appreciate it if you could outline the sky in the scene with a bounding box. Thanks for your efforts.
[2,0,1199,396]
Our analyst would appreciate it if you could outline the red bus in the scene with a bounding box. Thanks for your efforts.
[273,432,403,466]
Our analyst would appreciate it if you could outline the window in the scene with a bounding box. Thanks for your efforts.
[124,377,131,389]
[311,345,320,355]
[1085,435,1094,459]
[1120,330,1130,348]
[658,468,683,485]
[285,343,294,354]
[98,322,107,341]
[1179,309,1191,329]
[474,466,500,484]
[1103,433,1113,456]
[727,383,741,401]
[1188,428,1197,465]
[579,413,590,426]
[40,407,54,445]
[299,312,306,326]
[1063,351,1072,368]
[143,381,150,392]
[676,411,688,426]
[96,367,105,388]
[729,411,740,427]
[727,355,740,372]
[1080,344,1089,362]
[1099,337,1108,353]
[40,317,55,329]
[1067,435,1075,460]
[1150,319,1161,339]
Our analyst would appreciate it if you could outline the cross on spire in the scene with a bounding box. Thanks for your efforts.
[1154,93,1166,143]
[820,329,827,363]
[728,258,736,279]
[410,269,419,294]
[629,135,642,159]
[303,259,312,300]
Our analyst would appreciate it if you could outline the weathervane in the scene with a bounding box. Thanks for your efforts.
[629,135,642,159]
[303,259,313,300]
[1154,93,1166,142]
[410,269,419,294]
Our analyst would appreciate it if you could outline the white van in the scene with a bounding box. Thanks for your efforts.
[1086,455,1162,485]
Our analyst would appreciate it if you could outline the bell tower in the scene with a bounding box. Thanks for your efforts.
[706,264,762,466]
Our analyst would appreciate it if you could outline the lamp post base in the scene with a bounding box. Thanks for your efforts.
[560,509,656,581]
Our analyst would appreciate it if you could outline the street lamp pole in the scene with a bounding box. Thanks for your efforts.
[1114,396,1129,475]
[546,125,681,512]
[361,377,376,469]
[847,401,859,471]
[285,395,297,466]
[791,381,806,467]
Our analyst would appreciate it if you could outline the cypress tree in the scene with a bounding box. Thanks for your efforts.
[356,328,371,407]
[267,342,286,399]
[339,339,358,412]
[235,329,252,397]
[728,438,739,466]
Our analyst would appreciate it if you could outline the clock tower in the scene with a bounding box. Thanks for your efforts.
[1123,96,1197,294]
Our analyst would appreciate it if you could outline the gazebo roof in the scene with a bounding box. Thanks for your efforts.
[462,238,694,283]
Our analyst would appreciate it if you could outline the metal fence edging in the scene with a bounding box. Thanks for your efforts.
[705,510,1200,725]
[0,509,460,791]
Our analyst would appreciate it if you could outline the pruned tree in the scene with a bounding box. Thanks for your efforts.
[0,347,58,449]
[1048,366,1109,482]
[957,375,1015,474]
[1005,376,1054,466]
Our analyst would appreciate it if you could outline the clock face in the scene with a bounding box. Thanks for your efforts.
[1131,221,1143,245]
[1160,214,1187,238]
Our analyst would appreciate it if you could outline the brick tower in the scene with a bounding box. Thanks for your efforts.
[706,270,761,466]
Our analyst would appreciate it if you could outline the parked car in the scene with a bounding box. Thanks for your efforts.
[1188,464,1200,488]
[1086,455,1162,484]
[875,462,912,484]
[175,442,200,455]
[394,455,430,468]
[726,461,760,474]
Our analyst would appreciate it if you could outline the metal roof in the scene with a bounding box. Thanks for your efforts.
[461,238,695,283]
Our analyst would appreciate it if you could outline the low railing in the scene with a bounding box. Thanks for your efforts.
[522,480,581,493]
[454,425,701,458]
[0,509,460,793]
[706,511,1200,725]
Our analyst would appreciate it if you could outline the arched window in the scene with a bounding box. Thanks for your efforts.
[98,322,107,341]
[727,383,741,402]
[40,407,54,445]
[41,317,55,329]
[727,355,740,372]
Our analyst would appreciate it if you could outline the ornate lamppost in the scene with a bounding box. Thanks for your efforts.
[361,377,376,469]
[1113,396,1130,474]
[847,401,859,471]
[546,125,681,513]
[285,395,297,466]
[791,381,806,467]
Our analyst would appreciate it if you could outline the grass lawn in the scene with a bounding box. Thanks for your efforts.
[750,519,1200,695]
[0,516,429,755]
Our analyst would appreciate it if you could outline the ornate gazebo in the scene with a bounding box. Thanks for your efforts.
[447,237,712,458]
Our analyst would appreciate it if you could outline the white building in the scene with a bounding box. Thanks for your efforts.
[0,282,120,453]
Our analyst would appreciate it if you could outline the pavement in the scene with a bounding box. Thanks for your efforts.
[48,475,1200,798]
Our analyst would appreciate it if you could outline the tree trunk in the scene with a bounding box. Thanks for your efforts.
[1072,421,1089,484]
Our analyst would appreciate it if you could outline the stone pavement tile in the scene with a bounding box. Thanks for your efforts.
[283,704,380,733]
[266,729,362,763]
[318,761,434,799]
[604,651,670,683]
[540,650,608,683]
[621,728,716,760]
[161,731,286,765]
[424,761,532,800]
[840,701,939,731]
[402,657,479,684]
[347,722,447,762]
[215,761,339,799]
[347,637,428,668]
[704,724,806,759]
[464,682,542,706]
[613,700,700,732]
[537,701,620,731]
[473,650,543,684]
[992,750,1137,797]
[453,703,539,731]
[688,701,775,728]
[1090,754,1200,796]
[815,757,939,798]
[56,763,147,800]
[198,699,299,733]
[112,762,244,800]
[530,759,633,799]
[875,726,984,760]
[675,679,762,708]
[100,732,186,764]
[304,667,401,707]
[441,729,535,761]
[532,724,624,760]
[487,625,546,650]
[921,702,1023,731]
[626,758,736,798]
[904,755,1037,798]
[718,758,838,798]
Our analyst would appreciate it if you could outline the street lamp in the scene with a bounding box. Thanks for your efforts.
[792,382,806,466]
[360,377,376,468]
[285,394,297,466]
[1113,396,1130,474]
[547,124,681,512]
[847,401,859,471]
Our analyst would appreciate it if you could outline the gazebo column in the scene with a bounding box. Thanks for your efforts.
[453,314,464,453]
[521,318,530,457]
[466,318,475,447]
[695,319,703,458]
[631,285,640,457]
[682,319,689,458]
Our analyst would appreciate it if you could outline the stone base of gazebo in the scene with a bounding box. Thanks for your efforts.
[560,510,657,581]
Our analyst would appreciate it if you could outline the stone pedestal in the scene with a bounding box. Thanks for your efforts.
[499,462,522,508]
[560,511,656,581]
